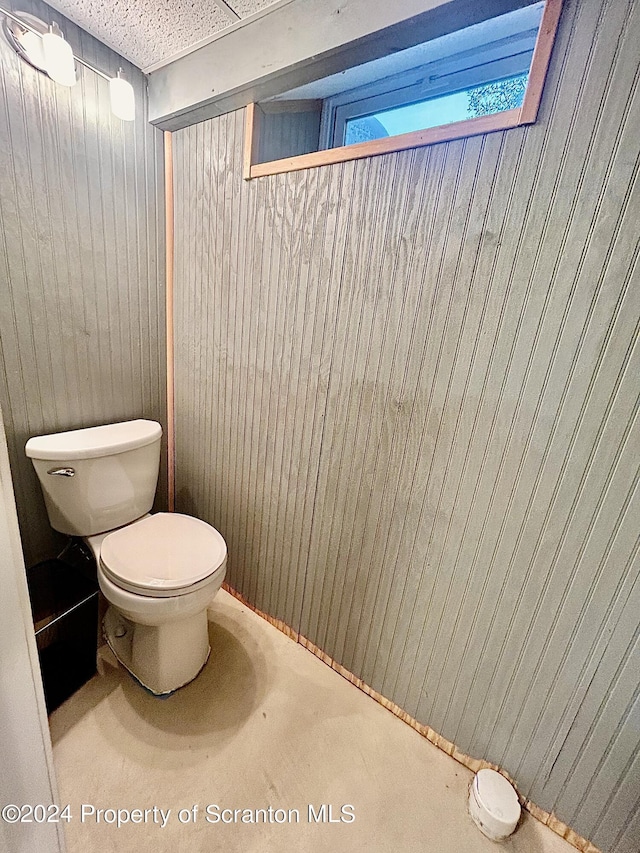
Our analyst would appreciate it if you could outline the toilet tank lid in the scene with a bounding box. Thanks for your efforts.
[25,420,162,461]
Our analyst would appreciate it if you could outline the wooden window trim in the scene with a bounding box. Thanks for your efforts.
[244,0,562,181]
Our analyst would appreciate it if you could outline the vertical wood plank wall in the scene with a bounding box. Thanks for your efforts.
[172,1,640,850]
[257,109,322,164]
[0,0,166,566]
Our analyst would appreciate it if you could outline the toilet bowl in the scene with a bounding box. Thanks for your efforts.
[25,419,227,695]
[88,512,227,694]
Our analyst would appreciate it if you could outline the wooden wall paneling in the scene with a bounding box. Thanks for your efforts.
[500,88,640,801]
[298,154,382,647]
[226,112,254,603]
[400,137,510,721]
[454,0,638,770]
[414,0,598,753]
[341,141,449,683]
[257,107,321,165]
[403,128,529,738]
[234,151,269,599]
[259,168,304,619]
[242,161,275,605]
[581,670,640,850]
[389,133,506,719]
[537,483,640,819]
[250,170,282,612]
[0,0,166,565]
[171,1,640,848]
[329,146,432,672]
[613,803,640,853]
[363,135,484,704]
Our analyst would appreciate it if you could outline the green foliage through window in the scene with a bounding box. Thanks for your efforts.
[467,74,528,117]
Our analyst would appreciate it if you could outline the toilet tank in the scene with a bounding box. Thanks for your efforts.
[25,420,162,536]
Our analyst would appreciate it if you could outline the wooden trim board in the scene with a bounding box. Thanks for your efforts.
[164,130,175,512]
[248,109,521,178]
[222,581,601,853]
[243,103,263,181]
[520,0,563,123]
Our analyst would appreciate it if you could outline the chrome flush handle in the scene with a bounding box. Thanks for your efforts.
[47,467,75,477]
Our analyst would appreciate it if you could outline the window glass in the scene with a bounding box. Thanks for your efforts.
[344,72,529,146]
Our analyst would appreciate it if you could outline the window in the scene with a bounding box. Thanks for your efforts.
[244,0,563,180]
[342,73,531,146]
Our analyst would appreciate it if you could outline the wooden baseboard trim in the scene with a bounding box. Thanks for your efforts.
[221,582,299,642]
[221,583,600,853]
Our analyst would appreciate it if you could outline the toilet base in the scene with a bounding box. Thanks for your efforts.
[103,606,211,696]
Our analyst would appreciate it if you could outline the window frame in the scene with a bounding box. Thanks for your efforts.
[321,25,539,149]
[244,0,563,180]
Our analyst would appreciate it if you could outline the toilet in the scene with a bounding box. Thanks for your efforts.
[25,419,227,695]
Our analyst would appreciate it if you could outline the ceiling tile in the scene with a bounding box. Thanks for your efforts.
[45,0,235,69]
[227,0,282,17]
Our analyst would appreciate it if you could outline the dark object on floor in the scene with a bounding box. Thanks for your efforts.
[26,557,99,713]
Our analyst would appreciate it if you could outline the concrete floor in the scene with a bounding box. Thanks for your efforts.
[50,590,576,853]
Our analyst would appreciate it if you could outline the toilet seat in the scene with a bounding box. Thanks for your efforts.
[100,512,227,598]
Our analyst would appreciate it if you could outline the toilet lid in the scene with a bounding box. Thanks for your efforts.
[100,512,227,596]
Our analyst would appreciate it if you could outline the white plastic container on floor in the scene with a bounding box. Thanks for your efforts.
[469,768,521,840]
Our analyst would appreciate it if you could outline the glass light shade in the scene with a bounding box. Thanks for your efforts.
[109,75,135,121]
[17,29,47,70]
[42,30,76,87]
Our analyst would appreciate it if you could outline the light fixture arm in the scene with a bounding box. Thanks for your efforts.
[74,54,110,82]
[1,4,39,34]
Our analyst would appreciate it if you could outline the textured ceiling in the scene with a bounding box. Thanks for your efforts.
[45,0,284,71]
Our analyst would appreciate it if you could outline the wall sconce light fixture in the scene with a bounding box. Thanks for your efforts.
[41,24,76,86]
[1,7,135,120]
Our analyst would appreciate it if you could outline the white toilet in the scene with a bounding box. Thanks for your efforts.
[25,419,227,695]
